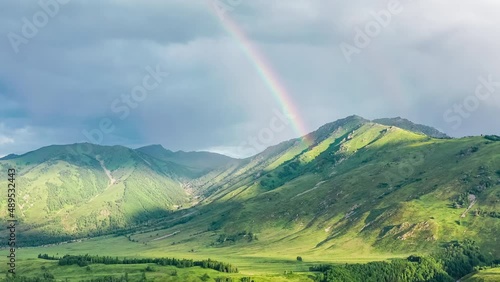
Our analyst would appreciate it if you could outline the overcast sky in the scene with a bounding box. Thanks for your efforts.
[1,0,499,158]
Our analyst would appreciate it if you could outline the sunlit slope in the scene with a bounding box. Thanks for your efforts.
[373,117,449,138]
[143,119,500,257]
[0,116,498,259]
[195,115,369,202]
[0,144,193,243]
[462,267,500,282]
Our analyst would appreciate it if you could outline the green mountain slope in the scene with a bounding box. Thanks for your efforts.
[189,116,365,197]
[1,116,499,260]
[373,117,449,138]
[0,144,198,243]
[133,117,500,258]
[136,144,240,178]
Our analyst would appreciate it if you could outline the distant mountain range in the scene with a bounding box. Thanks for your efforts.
[1,116,498,257]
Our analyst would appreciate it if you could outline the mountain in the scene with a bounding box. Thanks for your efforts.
[136,144,239,177]
[1,116,499,259]
[0,143,236,244]
[136,116,500,257]
[373,117,450,139]
[0,153,19,160]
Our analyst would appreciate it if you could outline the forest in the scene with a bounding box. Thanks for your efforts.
[38,254,238,273]
[312,240,499,282]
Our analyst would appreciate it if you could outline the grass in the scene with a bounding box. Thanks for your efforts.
[1,118,499,280]
[2,232,403,281]
[462,267,500,282]
[7,258,314,281]
[13,233,401,272]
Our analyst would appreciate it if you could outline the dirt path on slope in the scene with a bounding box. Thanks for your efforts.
[152,231,180,241]
[292,181,326,199]
[96,155,116,186]
[88,155,116,203]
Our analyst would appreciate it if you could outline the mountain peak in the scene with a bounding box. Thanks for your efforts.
[0,153,19,160]
[346,114,366,120]
[373,117,449,139]
[139,144,172,153]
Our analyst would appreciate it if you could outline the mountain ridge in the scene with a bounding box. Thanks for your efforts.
[1,115,449,160]
[373,117,449,139]
[1,115,498,258]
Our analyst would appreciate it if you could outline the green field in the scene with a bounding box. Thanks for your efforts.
[4,258,313,282]
[462,268,500,282]
[8,233,402,276]
[2,224,410,281]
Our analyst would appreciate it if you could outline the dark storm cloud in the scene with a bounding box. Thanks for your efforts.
[0,0,499,157]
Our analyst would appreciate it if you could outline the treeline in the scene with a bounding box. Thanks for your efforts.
[471,208,500,219]
[17,233,77,247]
[2,274,251,282]
[3,273,136,282]
[311,256,452,282]
[78,274,134,282]
[214,231,258,245]
[311,240,499,282]
[3,273,55,282]
[38,254,238,273]
[18,211,195,248]
[436,240,498,278]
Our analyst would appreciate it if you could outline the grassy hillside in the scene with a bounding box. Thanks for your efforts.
[462,268,500,282]
[133,117,500,259]
[373,117,450,138]
[1,255,315,281]
[0,144,196,243]
[0,116,499,280]
[136,145,240,178]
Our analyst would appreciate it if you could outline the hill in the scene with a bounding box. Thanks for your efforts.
[373,117,450,138]
[0,143,234,244]
[0,153,20,160]
[136,144,239,178]
[1,116,498,261]
[130,116,500,259]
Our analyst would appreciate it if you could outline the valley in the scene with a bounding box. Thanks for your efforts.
[1,116,499,281]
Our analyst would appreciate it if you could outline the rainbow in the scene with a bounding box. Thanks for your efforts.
[206,2,314,147]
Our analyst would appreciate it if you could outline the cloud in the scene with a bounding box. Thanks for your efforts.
[0,0,499,156]
[0,123,32,153]
[0,135,14,145]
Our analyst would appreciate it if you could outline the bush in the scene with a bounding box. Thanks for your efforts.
[485,135,500,141]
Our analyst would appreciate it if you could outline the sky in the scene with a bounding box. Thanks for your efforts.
[0,0,499,158]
